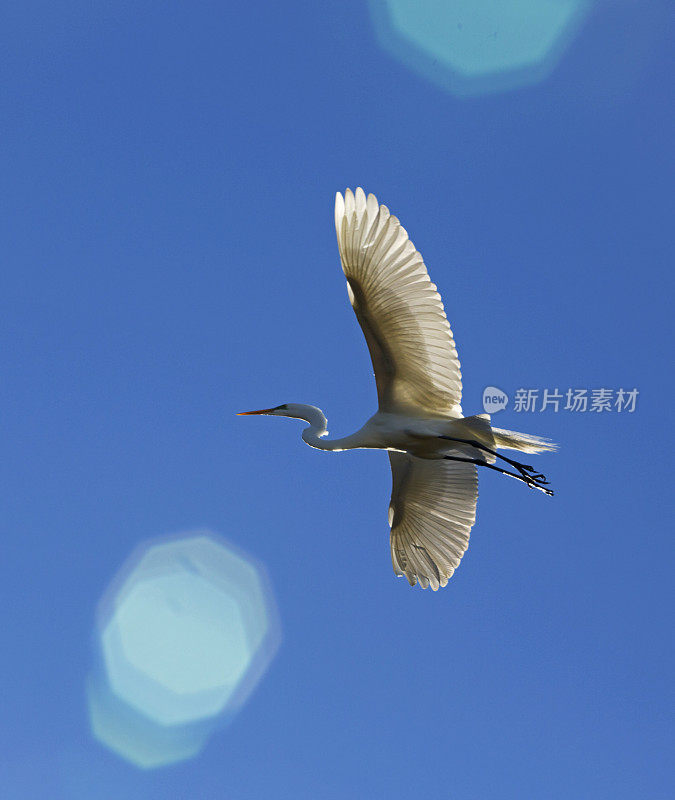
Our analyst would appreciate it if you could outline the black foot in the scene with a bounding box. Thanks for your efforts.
[524,476,554,496]
[512,463,553,495]
[508,460,549,484]
[498,467,554,496]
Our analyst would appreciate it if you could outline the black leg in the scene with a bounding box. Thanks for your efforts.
[443,455,554,496]
[439,436,549,485]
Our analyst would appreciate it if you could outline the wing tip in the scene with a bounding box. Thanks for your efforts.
[336,187,379,218]
[397,567,451,591]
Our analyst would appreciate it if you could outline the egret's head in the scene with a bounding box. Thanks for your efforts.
[237,403,314,420]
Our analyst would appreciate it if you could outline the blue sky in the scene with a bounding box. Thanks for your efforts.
[1,1,673,797]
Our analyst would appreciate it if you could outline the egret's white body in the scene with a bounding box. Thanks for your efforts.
[240,188,555,590]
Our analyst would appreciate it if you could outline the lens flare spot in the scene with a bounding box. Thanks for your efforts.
[87,530,281,767]
[369,0,592,95]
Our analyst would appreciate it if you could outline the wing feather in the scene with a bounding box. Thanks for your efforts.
[336,188,462,415]
[388,453,478,590]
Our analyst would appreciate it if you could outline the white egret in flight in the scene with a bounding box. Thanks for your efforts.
[240,188,556,590]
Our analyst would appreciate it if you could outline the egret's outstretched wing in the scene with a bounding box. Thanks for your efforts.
[388,453,478,590]
[335,187,462,416]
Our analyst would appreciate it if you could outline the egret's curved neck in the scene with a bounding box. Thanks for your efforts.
[297,406,358,452]
[299,406,332,450]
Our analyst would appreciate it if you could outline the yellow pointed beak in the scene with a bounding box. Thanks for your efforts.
[236,408,275,416]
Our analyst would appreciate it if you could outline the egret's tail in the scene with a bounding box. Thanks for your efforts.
[459,414,557,454]
[490,426,557,454]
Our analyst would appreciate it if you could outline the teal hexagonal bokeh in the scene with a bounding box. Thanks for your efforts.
[101,573,252,725]
[88,531,280,767]
[370,0,592,95]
